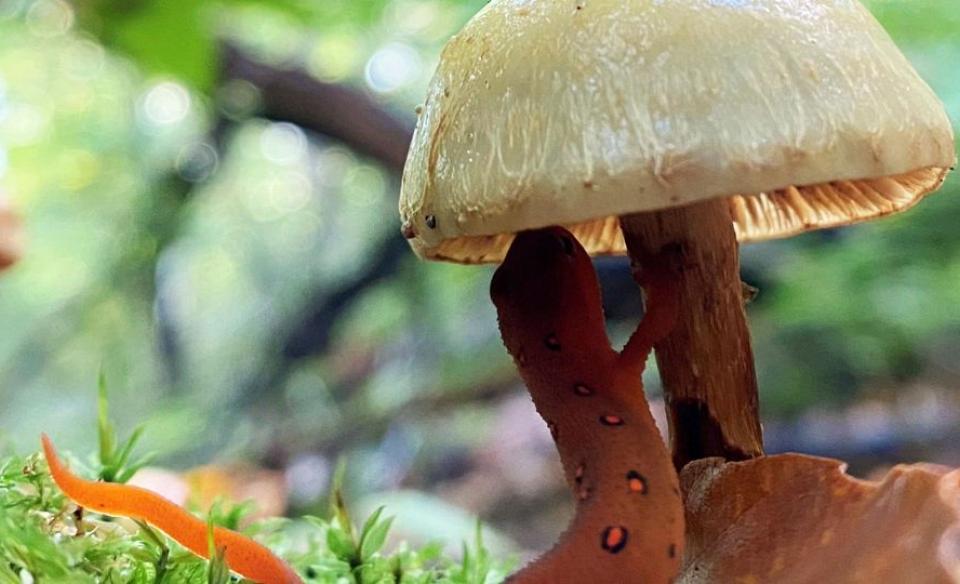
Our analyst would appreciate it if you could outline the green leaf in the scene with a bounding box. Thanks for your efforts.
[326,524,357,563]
[76,0,215,90]
[113,423,146,470]
[360,510,394,562]
[95,374,154,484]
[205,517,230,584]
[71,0,393,92]
[97,369,117,469]
[359,506,385,543]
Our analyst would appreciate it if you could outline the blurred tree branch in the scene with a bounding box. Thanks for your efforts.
[215,52,645,418]
[317,367,520,453]
[215,42,418,409]
[168,43,639,447]
[219,42,414,173]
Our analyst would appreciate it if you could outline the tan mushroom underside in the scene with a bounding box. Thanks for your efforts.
[419,167,948,263]
[400,0,955,264]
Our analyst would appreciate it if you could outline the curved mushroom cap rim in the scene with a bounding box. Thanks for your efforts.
[408,165,950,264]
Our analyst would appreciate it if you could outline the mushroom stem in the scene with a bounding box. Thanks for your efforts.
[620,198,762,469]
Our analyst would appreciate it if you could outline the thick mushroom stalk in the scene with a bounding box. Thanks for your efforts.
[491,227,683,582]
[621,200,762,468]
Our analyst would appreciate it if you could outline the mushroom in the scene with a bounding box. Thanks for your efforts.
[0,189,22,271]
[399,0,955,468]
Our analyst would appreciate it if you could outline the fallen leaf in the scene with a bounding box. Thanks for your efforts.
[184,464,287,520]
[680,454,960,584]
[128,464,288,522]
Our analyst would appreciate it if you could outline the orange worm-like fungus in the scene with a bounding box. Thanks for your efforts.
[491,227,684,583]
[41,434,303,584]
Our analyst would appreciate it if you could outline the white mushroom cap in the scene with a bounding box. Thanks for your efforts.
[399,0,955,264]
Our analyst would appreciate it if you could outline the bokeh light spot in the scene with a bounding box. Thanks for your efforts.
[308,33,361,82]
[316,146,354,189]
[259,122,307,165]
[176,142,219,183]
[58,149,101,191]
[61,38,105,81]
[286,453,331,507]
[217,79,261,121]
[343,165,387,208]
[2,103,51,146]
[386,0,441,35]
[246,171,313,223]
[140,81,191,127]
[267,171,311,215]
[26,0,73,38]
[364,42,422,94]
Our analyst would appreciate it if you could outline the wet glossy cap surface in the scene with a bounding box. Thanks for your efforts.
[399,0,955,263]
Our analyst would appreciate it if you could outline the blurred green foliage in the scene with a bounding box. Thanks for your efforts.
[0,0,957,565]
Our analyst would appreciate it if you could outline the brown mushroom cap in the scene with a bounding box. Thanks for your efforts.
[399,0,955,264]
[0,192,22,271]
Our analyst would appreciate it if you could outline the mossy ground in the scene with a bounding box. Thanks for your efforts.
[0,380,512,584]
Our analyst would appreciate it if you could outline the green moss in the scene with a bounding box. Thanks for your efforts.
[0,385,513,583]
